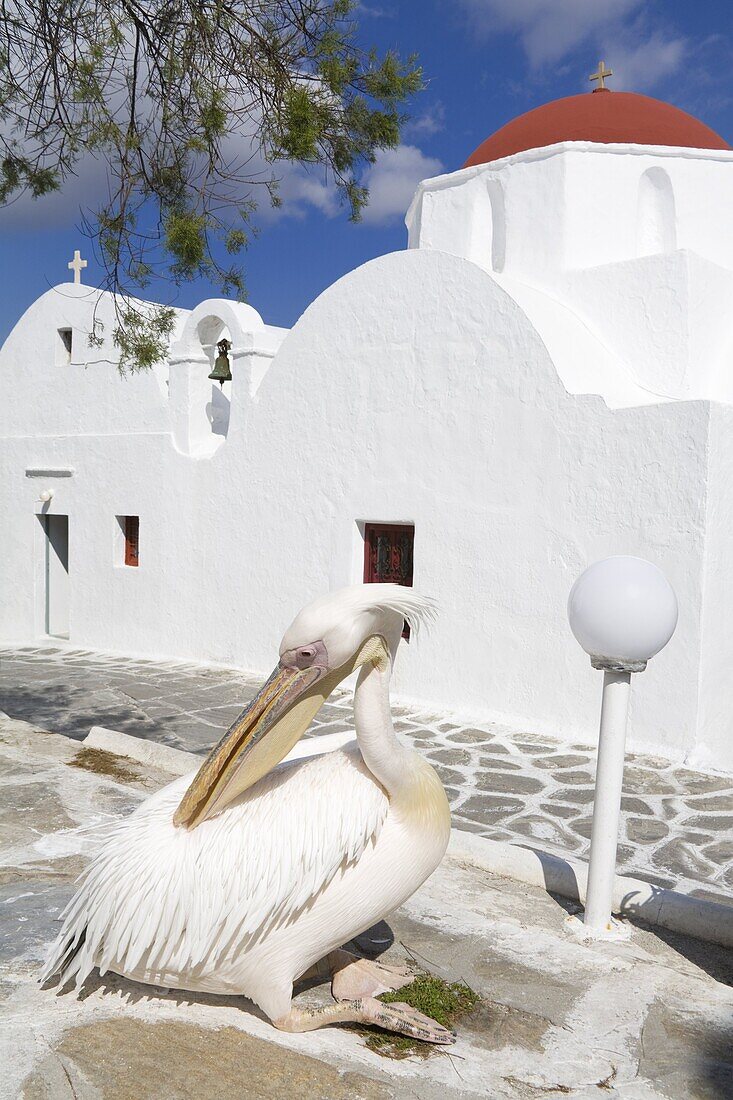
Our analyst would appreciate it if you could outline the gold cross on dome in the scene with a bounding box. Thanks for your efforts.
[590,60,613,90]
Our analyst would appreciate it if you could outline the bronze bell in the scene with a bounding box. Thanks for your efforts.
[208,338,232,386]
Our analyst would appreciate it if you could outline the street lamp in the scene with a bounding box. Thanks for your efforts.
[567,556,678,936]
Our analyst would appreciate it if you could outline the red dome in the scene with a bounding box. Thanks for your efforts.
[463,90,730,168]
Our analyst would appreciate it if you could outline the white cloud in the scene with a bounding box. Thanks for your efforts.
[360,145,444,225]
[404,102,447,139]
[0,124,342,231]
[0,140,437,235]
[257,142,445,227]
[457,0,690,96]
[257,163,340,222]
[0,79,440,235]
[601,32,688,92]
[459,0,642,67]
[354,3,395,17]
[0,153,112,231]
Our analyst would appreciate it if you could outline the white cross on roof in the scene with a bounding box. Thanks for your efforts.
[68,250,88,284]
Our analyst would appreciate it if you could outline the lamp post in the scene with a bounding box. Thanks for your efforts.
[567,556,678,936]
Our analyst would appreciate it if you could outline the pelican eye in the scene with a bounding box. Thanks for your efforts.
[280,638,328,672]
[295,646,317,668]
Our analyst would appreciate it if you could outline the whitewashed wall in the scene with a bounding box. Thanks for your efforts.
[236,251,713,766]
[408,143,733,408]
[408,142,733,278]
[0,251,727,771]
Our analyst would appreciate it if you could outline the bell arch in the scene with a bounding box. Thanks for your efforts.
[636,167,677,257]
[169,299,264,457]
[197,314,232,444]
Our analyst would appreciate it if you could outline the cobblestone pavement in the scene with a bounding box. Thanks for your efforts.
[1,644,732,906]
[5,716,732,1100]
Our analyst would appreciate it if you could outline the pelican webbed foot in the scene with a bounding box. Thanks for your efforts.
[274,996,456,1045]
[329,950,414,1000]
[300,948,414,998]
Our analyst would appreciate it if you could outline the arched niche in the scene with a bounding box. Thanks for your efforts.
[465,177,507,273]
[637,167,677,257]
[487,179,506,272]
[169,299,264,458]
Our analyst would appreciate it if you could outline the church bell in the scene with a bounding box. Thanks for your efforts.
[208,338,232,386]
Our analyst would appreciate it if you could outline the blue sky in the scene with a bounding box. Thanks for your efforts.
[1,0,732,343]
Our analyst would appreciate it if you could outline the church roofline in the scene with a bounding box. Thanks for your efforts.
[406,139,733,227]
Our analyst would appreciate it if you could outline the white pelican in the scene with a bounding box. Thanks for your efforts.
[42,585,453,1043]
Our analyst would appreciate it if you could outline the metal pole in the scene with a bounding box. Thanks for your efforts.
[584,670,632,933]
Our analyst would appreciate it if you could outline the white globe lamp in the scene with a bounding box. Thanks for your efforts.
[567,556,678,938]
[568,556,678,672]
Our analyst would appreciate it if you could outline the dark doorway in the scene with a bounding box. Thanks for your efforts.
[40,514,69,638]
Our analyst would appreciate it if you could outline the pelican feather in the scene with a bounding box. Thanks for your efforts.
[41,585,453,1044]
[43,744,388,991]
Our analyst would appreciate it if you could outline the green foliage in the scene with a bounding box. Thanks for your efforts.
[89,300,176,375]
[0,156,58,202]
[112,303,177,375]
[365,974,480,1059]
[0,0,423,371]
[225,228,248,254]
[165,211,209,279]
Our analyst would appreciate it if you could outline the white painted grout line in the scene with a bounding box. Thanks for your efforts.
[83,726,733,951]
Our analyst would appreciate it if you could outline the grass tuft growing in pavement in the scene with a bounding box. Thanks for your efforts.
[69,747,141,782]
[364,974,480,1059]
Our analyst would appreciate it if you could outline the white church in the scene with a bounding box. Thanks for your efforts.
[3,83,733,774]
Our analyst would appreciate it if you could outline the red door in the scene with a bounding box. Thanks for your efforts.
[124,516,140,567]
[363,523,414,638]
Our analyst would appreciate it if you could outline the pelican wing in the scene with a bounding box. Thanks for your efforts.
[42,745,388,989]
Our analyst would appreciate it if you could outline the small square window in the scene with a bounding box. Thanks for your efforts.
[363,522,414,639]
[116,515,140,567]
[57,328,72,365]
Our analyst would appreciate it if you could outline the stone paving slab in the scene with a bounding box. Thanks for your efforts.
[1,644,732,907]
[2,716,732,1100]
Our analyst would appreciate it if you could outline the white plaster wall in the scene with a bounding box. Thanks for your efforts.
[560,147,733,273]
[492,275,664,409]
[0,286,177,645]
[409,145,733,412]
[0,285,176,440]
[0,284,286,652]
[234,252,711,766]
[408,143,733,283]
[407,154,568,275]
[559,251,733,402]
[696,402,733,771]
[0,253,725,771]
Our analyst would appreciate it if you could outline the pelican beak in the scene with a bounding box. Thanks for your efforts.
[173,660,342,829]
